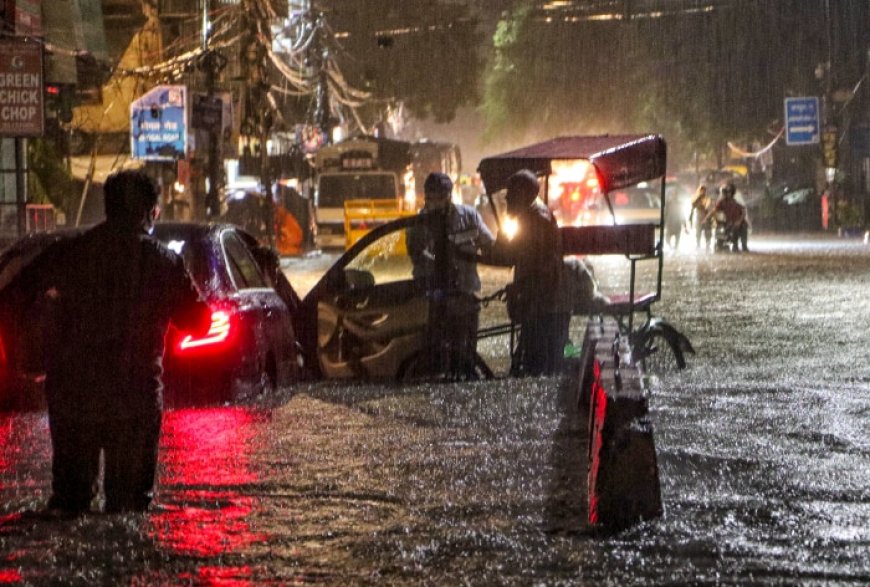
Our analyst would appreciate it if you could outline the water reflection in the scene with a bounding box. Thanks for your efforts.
[149,407,270,561]
[0,413,50,510]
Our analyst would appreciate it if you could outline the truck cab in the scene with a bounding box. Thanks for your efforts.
[313,137,412,249]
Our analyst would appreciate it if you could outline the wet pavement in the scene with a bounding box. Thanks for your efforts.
[1,233,869,585]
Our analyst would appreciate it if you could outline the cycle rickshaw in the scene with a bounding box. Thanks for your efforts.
[294,135,692,382]
[476,134,694,376]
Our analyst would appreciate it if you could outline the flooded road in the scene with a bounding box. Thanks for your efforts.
[1,234,869,584]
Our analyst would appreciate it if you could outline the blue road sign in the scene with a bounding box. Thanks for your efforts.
[784,97,820,146]
[130,85,187,160]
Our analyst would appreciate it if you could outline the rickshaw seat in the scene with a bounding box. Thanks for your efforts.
[561,224,656,257]
[600,292,657,316]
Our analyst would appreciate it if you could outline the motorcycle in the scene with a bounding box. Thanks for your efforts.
[714,219,748,252]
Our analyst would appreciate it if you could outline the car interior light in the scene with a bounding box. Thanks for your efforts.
[178,310,232,351]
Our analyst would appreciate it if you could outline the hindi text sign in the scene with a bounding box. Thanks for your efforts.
[131,85,188,161]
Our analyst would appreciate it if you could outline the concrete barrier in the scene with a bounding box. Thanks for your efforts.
[580,321,662,529]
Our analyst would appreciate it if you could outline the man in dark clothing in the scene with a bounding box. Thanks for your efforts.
[408,172,494,378]
[490,170,567,376]
[1,170,209,514]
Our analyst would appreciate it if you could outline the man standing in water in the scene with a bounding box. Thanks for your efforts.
[408,172,494,378]
[1,170,210,514]
[689,184,715,250]
[491,170,567,376]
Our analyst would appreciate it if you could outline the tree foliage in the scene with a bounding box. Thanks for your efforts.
[481,0,868,167]
[319,0,483,124]
[27,138,75,213]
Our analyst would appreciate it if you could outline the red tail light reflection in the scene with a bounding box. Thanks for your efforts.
[177,310,231,352]
[150,408,269,560]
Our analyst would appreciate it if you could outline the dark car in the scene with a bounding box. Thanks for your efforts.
[0,222,301,410]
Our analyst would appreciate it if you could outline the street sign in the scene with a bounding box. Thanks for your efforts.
[784,97,820,146]
[0,39,44,137]
[130,85,187,161]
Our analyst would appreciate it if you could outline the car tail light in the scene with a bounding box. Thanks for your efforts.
[177,310,232,352]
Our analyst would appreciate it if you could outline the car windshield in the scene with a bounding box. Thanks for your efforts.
[318,173,398,207]
[0,232,77,291]
[0,242,51,291]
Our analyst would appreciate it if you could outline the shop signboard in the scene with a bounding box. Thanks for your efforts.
[130,85,187,161]
[0,38,44,137]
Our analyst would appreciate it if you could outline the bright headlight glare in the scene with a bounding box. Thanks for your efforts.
[503,216,519,240]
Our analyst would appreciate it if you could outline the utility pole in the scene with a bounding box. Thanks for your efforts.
[820,0,839,225]
[240,0,274,245]
[200,0,226,219]
[312,11,331,142]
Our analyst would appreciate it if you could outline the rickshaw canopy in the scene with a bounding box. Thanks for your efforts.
[477,134,667,194]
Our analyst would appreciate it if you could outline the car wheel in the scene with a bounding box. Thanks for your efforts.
[260,353,277,395]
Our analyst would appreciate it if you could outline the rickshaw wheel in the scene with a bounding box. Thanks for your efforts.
[640,331,681,376]
[398,348,493,384]
[398,351,440,384]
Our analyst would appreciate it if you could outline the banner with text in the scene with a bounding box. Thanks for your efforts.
[130,85,187,161]
[0,39,44,137]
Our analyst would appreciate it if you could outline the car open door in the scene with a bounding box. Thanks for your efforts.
[297,216,429,380]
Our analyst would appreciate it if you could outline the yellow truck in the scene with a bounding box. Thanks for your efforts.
[343,198,415,249]
[313,137,415,249]
[312,136,461,249]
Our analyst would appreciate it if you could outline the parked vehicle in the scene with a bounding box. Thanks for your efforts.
[580,183,662,226]
[312,136,413,248]
[312,136,462,249]
[0,222,301,410]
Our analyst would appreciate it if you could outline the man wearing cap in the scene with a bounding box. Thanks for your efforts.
[491,169,567,376]
[407,172,495,378]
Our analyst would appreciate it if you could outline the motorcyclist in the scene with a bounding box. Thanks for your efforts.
[704,182,749,252]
